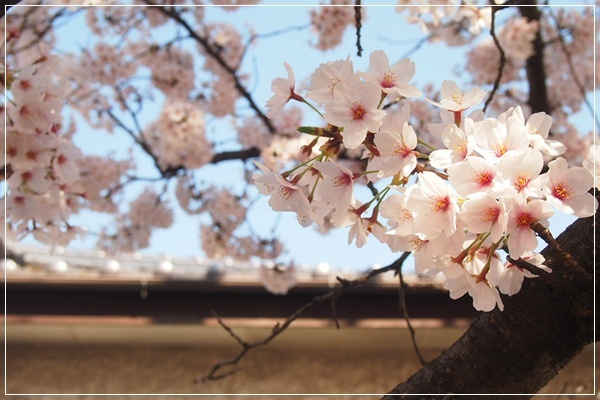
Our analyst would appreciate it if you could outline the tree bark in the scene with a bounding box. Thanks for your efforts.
[519,1,551,115]
[382,195,596,399]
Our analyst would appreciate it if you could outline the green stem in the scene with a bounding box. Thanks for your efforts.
[302,98,324,119]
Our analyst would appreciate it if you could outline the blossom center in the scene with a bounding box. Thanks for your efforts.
[409,236,426,251]
[331,174,352,187]
[351,102,366,121]
[277,186,294,200]
[495,144,508,158]
[480,207,500,223]
[515,174,530,192]
[328,77,341,91]
[451,91,463,105]
[473,170,493,187]
[381,70,397,88]
[432,195,450,212]
[516,212,534,227]
[552,182,572,200]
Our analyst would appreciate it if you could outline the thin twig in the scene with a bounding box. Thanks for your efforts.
[354,0,363,57]
[547,8,600,133]
[145,1,276,134]
[395,251,426,366]
[483,2,507,114]
[197,254,411,382]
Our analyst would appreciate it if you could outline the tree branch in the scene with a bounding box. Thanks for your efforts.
[519,1,551,114]
[145,2,276,134]
[483,2,507,114]
[396,252,426,366]
[197,253,411,383]
[354,0,363,57]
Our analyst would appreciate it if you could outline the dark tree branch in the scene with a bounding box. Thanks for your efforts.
[519,1,551,114]
[145,2,276,134]
[483,2,507,114]
[354,0,363,57]
[198,253,411,382]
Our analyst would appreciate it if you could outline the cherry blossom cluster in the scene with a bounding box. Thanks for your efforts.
[258,50,598,311]
[309,0,356,51]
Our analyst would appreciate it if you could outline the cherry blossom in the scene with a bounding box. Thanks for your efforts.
[306,57,357,105]
[323,81,386,149]
[361,50,421,100]
[312,161,356,227]
[259,262,298,295]
[448,156,500,198]
[373,119,418,178]
[506,198,554,259]
[459,194,507,243]
[266,62,301,119]
[426,80,486,112]
[406,171,459,239]
[525,112,566,156]
[252,162,322,228]
[543,157,598,218]
[490,252,550,297]
[582,145,600,190]
[497,148,545,199]
[429,119,476,169]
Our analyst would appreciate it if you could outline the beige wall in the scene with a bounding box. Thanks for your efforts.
[4,323,597,398]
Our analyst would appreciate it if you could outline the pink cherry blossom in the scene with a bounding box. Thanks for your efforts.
[582,145,600,190]
[406,171,459,239]
[473,112,529,163]
[490,252,550,297]
[429,119,475,169]
[497,148,545,199]
[506,198,554,259]
[426,80,486,112]
[312,161,356,227]
[259,262,298,295]
[373,120,418,178]
[324,81,386,149]
[448,156,500,198]
[361,50,421,99]
[266,62,300,119]
[306,57,357,105]
[543,157,598,217]
[252,162,322,228]
[459,194,507,243]
[526,112,566,156]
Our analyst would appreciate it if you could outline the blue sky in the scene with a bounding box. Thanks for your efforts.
[31,3,587,272]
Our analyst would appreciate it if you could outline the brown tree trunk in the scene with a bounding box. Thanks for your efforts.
[382,195,596,399]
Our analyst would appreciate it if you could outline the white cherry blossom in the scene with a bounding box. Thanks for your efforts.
[312,161,356,227]
[429,119,476,169]
[406,171,459,239]
[426,80,486,112]
[582,145,600,190]
[459,194,507,243]
[361,50,421,99]
[543,157,598,217]
[373,120,418,178]
[266,62,299,119]
[506,198,554,259]
[324,81,386,149]
[306,57,357,105]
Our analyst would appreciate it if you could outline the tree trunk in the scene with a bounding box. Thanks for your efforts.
[382,194,596,399]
